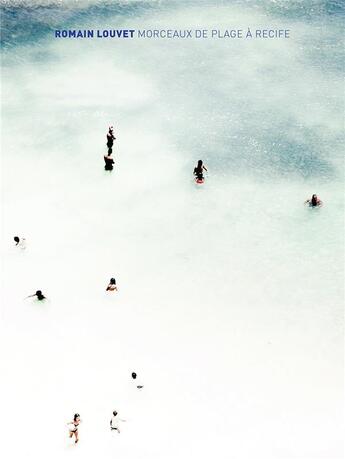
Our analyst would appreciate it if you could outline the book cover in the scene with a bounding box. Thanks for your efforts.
[1,1,344,458]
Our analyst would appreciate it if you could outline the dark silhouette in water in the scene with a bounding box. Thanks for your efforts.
[105,126,116,167]
[107,126,115,152]
[27,290,46,301]
[104,154,114,171]
[305,194,323,207]
[131,372,144,389]
[193,159,208,181]
[14,236,26,248]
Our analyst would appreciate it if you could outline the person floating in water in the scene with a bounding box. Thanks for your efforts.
[107,126,116,153]
[104,154,114,171]
[26,290,46,301]
[106,278,117,292]
[193,160,208,182]
[131,372,144,389]
[110,411,126,433]
[305,194,323,207]
[67,413,81,444]
[14,236,26,249]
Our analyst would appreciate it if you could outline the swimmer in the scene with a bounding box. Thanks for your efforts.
[107,126,116,151]
[67,413,81,444]
[193,160,208,181]
[26,290,46,301]
[104,154,114,171]
[106,278,117,292]
[110,411,126,433]
[305,194,323,207]
[131,372,144,389]
[14,236,26,249]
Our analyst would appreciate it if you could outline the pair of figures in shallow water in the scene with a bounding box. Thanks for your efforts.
[67,373,143,444]
[192,163,323,209]
[24,277,117,303]
[67,411,125,443]
[104,126,116,171]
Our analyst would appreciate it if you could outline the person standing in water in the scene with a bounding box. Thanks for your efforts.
[106,278,117,292]
[14,236,26,249]
[67,413,81,444]
[106,126,116,153]
[26,290,46,301]
[305,194,323,207]
[110,411,126,433]
[193,160,208,182]
[104,153,115,171]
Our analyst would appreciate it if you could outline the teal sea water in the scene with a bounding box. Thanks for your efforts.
[1,1,344,458]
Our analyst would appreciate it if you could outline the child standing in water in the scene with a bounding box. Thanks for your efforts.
[110,411,126,433]
[67,413,81,443]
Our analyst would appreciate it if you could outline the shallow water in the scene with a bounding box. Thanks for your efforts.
[1,1,344,458]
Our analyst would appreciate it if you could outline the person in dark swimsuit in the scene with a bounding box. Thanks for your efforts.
[104,154,114,171]
[104,126,116,167]
[67,413,81,444]
[304,194,323,207]
[107,126,116,153]
[193,160,208,181]
[27,290,46,301]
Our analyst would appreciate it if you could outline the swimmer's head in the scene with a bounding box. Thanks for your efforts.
[74,413,80,421]
[109,126,113,132]
[110,278,116,284]
[36,290,42,296]
[113,411,117,416]
[14,236,20,244]
[131,372,137,379]
[197,160,203,168]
